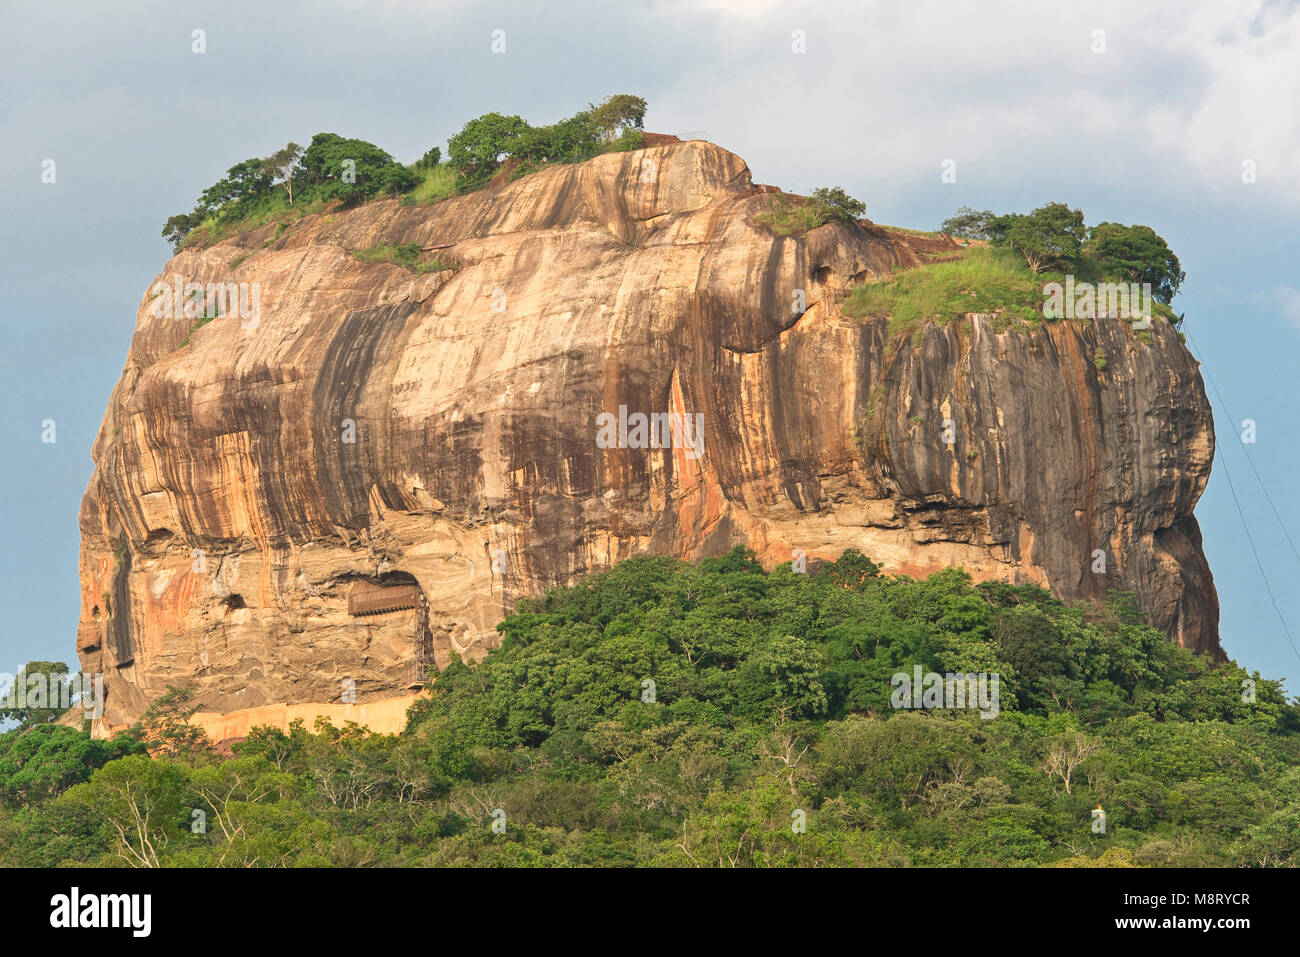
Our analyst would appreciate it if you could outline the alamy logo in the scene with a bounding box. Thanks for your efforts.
[49,888,151,937]
[595,405,704,460]
[890,665,1000,719]
[1042,276,1152,326]
[0,670,102,718]
[149,275,261,330]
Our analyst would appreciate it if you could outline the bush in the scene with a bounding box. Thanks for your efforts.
[811,186,866,223]
[755,188,865,236]
[940,206,996,240]
[611,128,645,152]
[414,146,442,170]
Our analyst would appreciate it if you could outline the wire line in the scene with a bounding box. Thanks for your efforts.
[1184,326,1300,663]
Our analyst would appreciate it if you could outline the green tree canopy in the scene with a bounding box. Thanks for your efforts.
[2,548,1296,868]
[162,209,206,252]
[588,94,648,140]
[514,112,601,164]
[414,146,442,170]
[1083,222,1186,302]
[940,206,997,239]
[128,685,210,762]
[261,141,304,205]
[297,132,417,202]
[1004,202,1087,273]
[0,724,141,805]
[198,157,274,211]
[1,661,72,729]
[161,96,654,248]
[447,112,531,171]
[811,186,866,223]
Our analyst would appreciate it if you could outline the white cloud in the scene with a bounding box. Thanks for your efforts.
[1166,1,1300,200]
[644,0,1300,208]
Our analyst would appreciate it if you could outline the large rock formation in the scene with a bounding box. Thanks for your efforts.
[76,139,1220,734]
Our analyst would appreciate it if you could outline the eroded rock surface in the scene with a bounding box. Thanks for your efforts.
[77,140,1219,732]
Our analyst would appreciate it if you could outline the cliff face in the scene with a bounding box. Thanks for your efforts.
[76,139,1220,732]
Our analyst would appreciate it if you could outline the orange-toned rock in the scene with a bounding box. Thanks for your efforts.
[77,140,1219,733]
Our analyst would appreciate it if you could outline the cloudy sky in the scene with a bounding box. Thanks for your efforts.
[2,0,1298,684]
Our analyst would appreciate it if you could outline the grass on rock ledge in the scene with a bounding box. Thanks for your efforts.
[351,242,454,273]
[840,245,1177,339]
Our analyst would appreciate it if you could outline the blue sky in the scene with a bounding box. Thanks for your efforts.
[2,0,1298,688]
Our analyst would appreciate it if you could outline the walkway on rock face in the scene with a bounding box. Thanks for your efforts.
[187,693,427,746]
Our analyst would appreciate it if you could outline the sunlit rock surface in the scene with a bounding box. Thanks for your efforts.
[76,140,1220,734]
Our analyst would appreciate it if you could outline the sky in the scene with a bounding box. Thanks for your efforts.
[1,0,1298,690]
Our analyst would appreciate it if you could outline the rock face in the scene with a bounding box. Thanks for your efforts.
[76,139,1220,733]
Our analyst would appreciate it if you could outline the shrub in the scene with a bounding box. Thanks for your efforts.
[755,188,865,236]
[811,186,866,223]
[611,128,645,151]
[940,206,996,240]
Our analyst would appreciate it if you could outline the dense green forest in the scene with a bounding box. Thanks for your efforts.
[2,548,1297,867]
